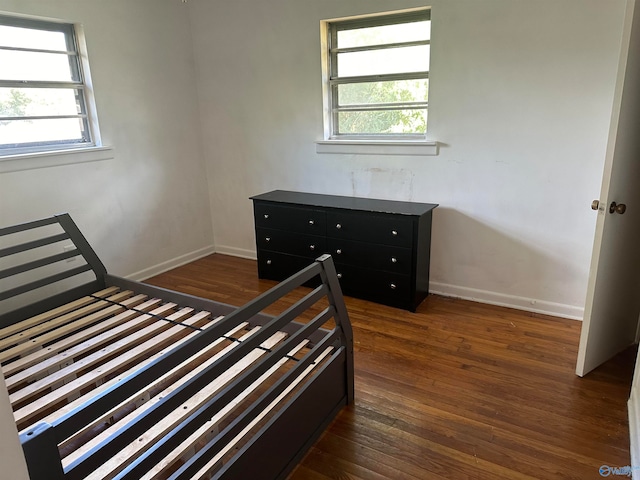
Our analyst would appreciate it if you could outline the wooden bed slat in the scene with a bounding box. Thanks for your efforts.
[2,296,161,379]
[110,296,339,480]
[20,308,212,435]
[13,308,211,427]
[83,328,288,480]
[189,346,335,480]
[4,294,151,388]
[0,290,135,364]
[9,302,195,405]
[0,287,119,341]
[57,315,230,453]
[61,317,238,464]
[161,318,341,480]
[141,339,311,480]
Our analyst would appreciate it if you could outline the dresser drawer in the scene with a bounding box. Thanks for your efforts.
[256,228,326,259]
[334,263,411,306]
[257,251,316,282]
[254,202,326,235]
[326,210,414,247]
[328,238,411,274]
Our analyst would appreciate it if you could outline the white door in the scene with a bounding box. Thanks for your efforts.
[576,0,640,377]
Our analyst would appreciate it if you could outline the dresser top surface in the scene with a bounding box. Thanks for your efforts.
[251,190,438,216]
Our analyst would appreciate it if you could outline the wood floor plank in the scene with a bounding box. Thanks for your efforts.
[144,254,635,480]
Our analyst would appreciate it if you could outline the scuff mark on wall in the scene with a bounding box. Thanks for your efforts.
[349,167,415,201]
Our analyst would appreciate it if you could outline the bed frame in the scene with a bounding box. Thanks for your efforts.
[0,214,354,480]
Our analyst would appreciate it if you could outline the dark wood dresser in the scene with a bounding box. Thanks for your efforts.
[251,190,438,311]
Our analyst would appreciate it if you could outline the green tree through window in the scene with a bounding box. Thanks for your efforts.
[338,80,428,134]
[0,89,30,126]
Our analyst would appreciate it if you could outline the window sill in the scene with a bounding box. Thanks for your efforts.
[0,146,114,173]
[315,140,439,156]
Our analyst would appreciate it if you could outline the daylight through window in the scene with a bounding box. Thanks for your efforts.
[324,9,431,139]
[0,15,94,155]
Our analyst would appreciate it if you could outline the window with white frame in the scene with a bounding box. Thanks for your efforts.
[0,15,97,156]
[322,9,431,140]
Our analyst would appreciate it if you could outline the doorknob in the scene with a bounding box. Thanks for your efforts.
[591,200,600,210]
[609,202,627,214]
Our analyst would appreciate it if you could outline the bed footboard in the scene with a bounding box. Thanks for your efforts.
[1,215,354,480]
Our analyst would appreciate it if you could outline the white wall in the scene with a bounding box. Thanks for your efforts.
[188,0,627,318]
[0,0,214,280]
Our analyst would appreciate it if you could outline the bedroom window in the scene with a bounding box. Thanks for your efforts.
[0,14,98,156]
[322,9,430,140]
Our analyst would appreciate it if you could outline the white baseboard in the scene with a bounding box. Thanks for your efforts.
[140,247,584,320]
[429,282,584,320]
[127,245,216,282]
[213,245,257,260]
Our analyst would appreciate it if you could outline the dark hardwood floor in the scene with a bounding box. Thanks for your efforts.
[146,254,635,480]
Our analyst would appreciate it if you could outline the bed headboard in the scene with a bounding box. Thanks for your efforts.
[0,214,107,327]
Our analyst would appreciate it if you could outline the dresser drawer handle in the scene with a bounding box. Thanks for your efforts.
[390,283,397,290]
[309,220,315,225]
[266,259,272,265]
[265,237,271,242]
[391,230,398,236]
[264,214,269,219]
[336,223,342,230]
[337,273,342,279]
[336,249,342,255]
[310,244,315,251]
[391,257,397,263]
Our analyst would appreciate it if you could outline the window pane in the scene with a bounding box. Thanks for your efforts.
[0,16,94,154]
[338,109,427,135]
[0,25,68,51]
[338,20,430,48]
[0,50,75,81]
[0,88,81,117]
[337,45,429,77]
[338,79,428,106]
[0,118,86,146]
